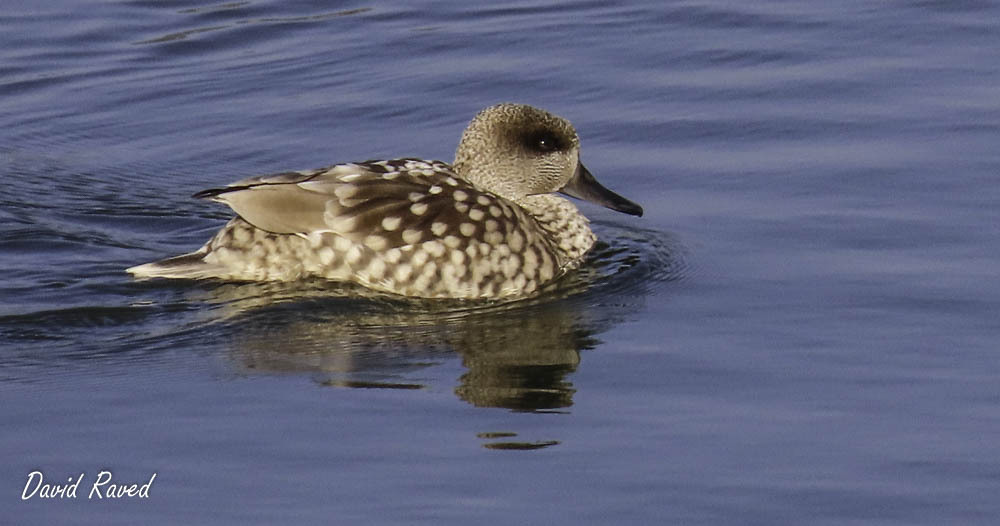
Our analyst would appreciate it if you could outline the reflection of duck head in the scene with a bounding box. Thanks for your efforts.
[450,301,596,411]
[194,224,683,411]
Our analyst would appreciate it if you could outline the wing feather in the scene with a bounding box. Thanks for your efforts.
[193,159,543,255]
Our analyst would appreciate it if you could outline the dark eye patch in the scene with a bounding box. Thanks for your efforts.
[523,130,564,153]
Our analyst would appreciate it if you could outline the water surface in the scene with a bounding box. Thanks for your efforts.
[3,1,999,524]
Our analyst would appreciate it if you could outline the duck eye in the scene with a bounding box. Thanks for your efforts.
[527,132,561,153]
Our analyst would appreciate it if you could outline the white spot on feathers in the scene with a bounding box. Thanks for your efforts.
[346,245,363,265]
[394,263,413,282]
[508,230,524,252]
[364,235,388,251]
[319,247,334,265]
[366,258,386,280]
[423,240,446,258]
[402,229,422,245]
[334,185,358,201]
[381,216,402,231]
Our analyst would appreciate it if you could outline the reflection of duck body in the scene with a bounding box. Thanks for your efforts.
[129,104,642,299]
[230,297,593,411]
[211,223,682,412]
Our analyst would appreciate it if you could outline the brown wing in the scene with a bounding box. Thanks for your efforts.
[194,159,538,253]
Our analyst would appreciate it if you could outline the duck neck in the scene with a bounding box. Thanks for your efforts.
[453,160,522,203]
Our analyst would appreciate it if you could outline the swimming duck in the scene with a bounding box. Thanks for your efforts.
[128,103,643,299]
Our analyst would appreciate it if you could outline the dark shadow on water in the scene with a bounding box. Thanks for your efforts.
[473,430,563,449]
[198,223,687,412]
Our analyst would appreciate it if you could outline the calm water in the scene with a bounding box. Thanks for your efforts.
[3,0,999,524]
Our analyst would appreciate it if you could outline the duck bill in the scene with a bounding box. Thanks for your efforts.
[558,162,643,217]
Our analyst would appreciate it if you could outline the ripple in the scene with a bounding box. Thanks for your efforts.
[571,220,690,295]
[134,7,372,45]
[0,305,154,332]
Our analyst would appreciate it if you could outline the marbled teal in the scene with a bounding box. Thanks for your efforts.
[128,103,643,299]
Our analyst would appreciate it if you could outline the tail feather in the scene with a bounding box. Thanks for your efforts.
[127,248,222,280]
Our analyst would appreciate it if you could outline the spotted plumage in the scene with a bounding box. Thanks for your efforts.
[128,104,643,299]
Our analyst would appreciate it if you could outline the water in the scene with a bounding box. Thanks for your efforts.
[3,0,999,523]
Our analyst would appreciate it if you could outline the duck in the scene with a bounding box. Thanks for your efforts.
[127,103,643,299]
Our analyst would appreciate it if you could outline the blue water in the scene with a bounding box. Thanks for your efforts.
[3,1,999,524]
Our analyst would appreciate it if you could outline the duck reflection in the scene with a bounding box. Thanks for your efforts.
[216,290,613,411]
[449,303,596,411]
[195,226,680,412]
